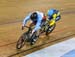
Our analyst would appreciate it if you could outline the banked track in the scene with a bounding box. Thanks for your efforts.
[8,33,75,57]
[0,10,75,57]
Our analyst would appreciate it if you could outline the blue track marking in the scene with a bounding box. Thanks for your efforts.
[62,50,75,57]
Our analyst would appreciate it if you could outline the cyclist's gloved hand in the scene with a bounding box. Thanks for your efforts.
[22,26,24,30]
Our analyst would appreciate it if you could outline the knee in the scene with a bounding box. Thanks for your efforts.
[56,16,61,21]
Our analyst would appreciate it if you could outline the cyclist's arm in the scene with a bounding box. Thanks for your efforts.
[22,14,31,26]
[57,12,60,16]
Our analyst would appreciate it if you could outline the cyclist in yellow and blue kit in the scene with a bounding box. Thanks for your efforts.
[47,9,61,27]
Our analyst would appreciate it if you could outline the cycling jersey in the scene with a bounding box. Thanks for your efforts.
[22,11,46,33]
[48,9,61,26]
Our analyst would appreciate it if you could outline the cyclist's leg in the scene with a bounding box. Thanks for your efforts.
[30,30,40,45]
[45,20,55,35]
[56,15,61,21]
[40,19,46,32]
[49,20,55,26]
[29,22,39,45]
[56,12,61,21]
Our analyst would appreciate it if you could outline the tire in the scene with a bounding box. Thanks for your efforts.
[46,24,56,35]
[16,33,28,49]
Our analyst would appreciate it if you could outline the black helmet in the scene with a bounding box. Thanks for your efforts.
[30,12,38,20]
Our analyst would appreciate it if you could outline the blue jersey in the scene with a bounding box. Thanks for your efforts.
[23,11,44,32]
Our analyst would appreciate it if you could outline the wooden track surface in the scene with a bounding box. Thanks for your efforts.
[0,0,75,57]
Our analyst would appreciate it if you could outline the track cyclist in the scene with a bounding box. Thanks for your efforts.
[46,8,61,35]
[22,11,46,44]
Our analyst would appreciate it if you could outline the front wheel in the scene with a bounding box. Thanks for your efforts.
[16,33,28,49]
[46,24,56,35]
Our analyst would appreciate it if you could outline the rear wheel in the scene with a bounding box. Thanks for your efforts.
[16,33,28,49]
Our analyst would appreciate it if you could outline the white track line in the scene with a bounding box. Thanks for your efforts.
[24,37,75,57]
